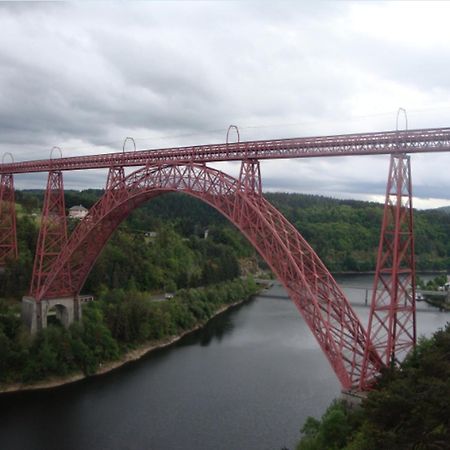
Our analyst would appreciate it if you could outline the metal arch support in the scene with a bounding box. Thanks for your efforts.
[36,162,382,389]
[50,146,63,161]
[396,107,408,132]
[226,125,240,144]
[123,137,137,153]
[2,152,14,164]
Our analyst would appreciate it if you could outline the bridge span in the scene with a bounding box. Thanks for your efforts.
[1,125,449,391]
[1,126,450,174]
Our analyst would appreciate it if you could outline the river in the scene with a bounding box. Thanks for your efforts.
[0,275,448,450]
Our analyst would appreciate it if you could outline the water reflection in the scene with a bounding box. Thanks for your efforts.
[177,299,256,348]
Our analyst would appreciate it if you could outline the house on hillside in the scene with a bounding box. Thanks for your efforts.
[144,231,158,243]
[69,205,88,219]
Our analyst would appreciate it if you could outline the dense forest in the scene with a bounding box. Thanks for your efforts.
[4,190,255,298]
[3,189,450,299]
[295,322,450,450]
[265,193,450,272]
[0,189,449,391]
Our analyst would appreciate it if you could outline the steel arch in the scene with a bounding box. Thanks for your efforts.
[37,162,381,389]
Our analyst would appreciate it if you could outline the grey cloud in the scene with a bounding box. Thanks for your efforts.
[0,2,362,147]
[336,33,450,93]
[0,2,449,207]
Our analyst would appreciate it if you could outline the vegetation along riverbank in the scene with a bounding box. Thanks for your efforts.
[294,322,450,450]
[0,277,260,393]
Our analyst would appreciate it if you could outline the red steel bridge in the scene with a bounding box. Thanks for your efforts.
[1,126,449,391]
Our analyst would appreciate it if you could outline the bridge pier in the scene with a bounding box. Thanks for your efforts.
[21,296,82,334]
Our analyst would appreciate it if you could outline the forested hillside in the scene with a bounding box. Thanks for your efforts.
[2,190,450,299]
[5,190,253,298]
[266,193,450,272]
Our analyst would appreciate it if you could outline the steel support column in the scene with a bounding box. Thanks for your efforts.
[106,166,125,191]
[30,170,72,301]
[101,166,127,215]
[0,173,18,266]
[361,153,416,389]
[233,159,262,223]
[239,159,262,195]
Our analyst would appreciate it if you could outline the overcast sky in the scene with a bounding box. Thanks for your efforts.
[1,1,450,209]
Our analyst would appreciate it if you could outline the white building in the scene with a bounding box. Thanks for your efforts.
[69,205,88,219]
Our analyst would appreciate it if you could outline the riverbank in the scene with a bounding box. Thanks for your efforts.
[424,297,450,311]
[0,296,252,395]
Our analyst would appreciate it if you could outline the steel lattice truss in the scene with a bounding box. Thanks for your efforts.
[0,174,17,264]
[30,171,72,299]
[29,162,381,389]
[360,154,416,389]
[1,127,450,174]
[2,125,442,389]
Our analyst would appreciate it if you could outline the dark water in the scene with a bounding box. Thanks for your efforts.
[0,276,448,450]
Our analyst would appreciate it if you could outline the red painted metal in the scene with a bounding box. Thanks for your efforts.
[0,173,18,265]
[4,124,437,388]
[360,153,416,389]
[239,159,262,194]
[105,166,126,202]
[30,171,72,300]
[35,162,381,389]
[1,127,450,174]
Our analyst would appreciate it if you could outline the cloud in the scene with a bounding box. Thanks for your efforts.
[0,2,449,208]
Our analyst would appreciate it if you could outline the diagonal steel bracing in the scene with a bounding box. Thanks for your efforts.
[4,122,446,388]
[0,173,18,265]
[360,154,416,389]
[1,126,450,174]
[34,162,381,389]
[30,171,72,300]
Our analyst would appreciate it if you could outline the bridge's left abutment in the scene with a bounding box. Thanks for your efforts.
[21,296,83,334]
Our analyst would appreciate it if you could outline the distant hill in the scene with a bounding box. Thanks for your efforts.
[14,189,450,272]
[435,205,450,214]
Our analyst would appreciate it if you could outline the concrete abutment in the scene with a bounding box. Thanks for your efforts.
[21,296,83,334]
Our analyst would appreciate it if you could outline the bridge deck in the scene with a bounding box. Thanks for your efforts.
[1,127,450,174]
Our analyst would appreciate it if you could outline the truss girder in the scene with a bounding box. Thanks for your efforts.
[0,173,18,265]
[2,127,450,174]
[36,162,381,389]
[360,154,416,389]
